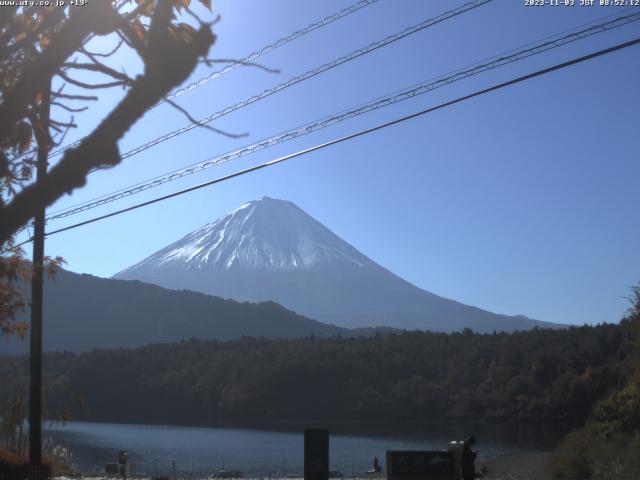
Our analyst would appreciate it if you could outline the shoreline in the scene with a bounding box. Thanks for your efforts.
[480,451,553,480]
[52,452,555,480]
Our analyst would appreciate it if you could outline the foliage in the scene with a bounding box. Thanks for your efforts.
[549,425,640,479]
[0,255,31,337]
[0,364,27,454]
[0,0,217,335]
[549,287,640,479]
[0,356,85,455]
[594,370,640,437]
[0,254,65,339]
[1,320,635,426]
[549,426,596,479]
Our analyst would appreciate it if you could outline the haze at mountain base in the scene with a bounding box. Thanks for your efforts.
[115,197,561,332]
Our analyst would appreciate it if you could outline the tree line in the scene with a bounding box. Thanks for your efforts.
[549,287,640,479]
[1,318,636,428]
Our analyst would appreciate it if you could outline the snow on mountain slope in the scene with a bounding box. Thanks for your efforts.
[115,197,561,332]
[123,197,369,273]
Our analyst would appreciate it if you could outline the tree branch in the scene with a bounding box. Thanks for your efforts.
[57,69,128,90]
[0,2,215,244]
[51,101,88,113]
[116,21,148,63]
[163,96,248,139]
[61,62,134,84]
[0,0,120,143]
[80,39,124,58]
[50,119,77,129]
[52,92,98,101]
[198,58,280,74]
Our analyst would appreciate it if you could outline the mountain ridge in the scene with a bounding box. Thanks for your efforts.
[115,197,562,332]
[1,268,353,354]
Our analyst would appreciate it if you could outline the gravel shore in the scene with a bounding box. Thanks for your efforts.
[52,451,556,480]
[479,451,553,480]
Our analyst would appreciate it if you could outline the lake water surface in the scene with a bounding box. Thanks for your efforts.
[45,421,569,477]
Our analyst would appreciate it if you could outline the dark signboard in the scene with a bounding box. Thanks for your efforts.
[304,429,329,480]
[386,450,457,480]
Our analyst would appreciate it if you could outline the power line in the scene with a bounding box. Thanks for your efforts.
[113,0,492,162]
[35,36,640,241]
[45,10,640,222]
[48,0,493,167]
[161,0,382,103]
[45,0,383,160]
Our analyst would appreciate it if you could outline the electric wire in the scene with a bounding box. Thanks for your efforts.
[23,36,638,244]
[5,0,495,241]
[44,10,640,222]
[162,0,382,103]
[48,0,493,166]
[46,0,382,159]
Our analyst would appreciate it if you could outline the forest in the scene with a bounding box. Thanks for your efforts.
[2,290,639,479]
[549,289,640,479]
[1,317,636,427]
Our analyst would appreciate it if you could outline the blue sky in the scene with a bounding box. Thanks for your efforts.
[22,0,640,326]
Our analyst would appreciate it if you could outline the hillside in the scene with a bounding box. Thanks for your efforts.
[115,197,562,333]
[0,268,347,354]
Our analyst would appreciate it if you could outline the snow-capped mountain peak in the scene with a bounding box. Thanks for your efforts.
[119,197,369,273]
[114,197,555,332]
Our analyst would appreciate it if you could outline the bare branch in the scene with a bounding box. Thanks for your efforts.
[50,119,78,129]
[51,102,89,113]
[51,122,73,148]
[52,93,98,101]
[116,29,134,49]
[79,32,96,49]
[116,22,148,62]
[198,58,280,74]
[183,5,209,26]
[163,96,248,139]
[80,39,124,58]
[61,62,134,84]
[57,69,127,90]
[53,82,66,98]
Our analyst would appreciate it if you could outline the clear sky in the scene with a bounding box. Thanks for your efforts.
[20,0,640,326]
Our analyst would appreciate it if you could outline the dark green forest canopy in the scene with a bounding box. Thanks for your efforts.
[0,320,635,426]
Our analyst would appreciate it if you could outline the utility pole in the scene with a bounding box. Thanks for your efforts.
[29,83,51,480]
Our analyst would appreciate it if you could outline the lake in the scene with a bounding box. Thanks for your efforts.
[44,421,570,477]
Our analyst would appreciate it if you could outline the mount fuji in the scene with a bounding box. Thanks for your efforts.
[114,197,559,332]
